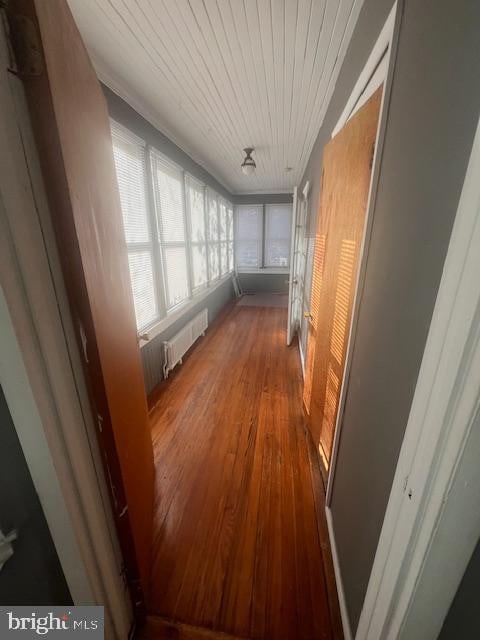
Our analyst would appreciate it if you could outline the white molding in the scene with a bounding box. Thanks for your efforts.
[332,3,397,138]
[326,1,401,507]
[356,114,480,639]
[0,27,131,638]
[326,508,352,640]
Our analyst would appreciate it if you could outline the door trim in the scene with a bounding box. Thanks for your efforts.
[325,1,402,507]
[0,22,131,638]
[356,111,480,640]
[287,186,299,345]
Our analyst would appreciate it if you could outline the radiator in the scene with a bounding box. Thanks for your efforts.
[163,308,208,378]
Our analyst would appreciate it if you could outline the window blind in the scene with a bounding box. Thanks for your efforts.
[265,204,292,267]
[207,190,219,242]
[219,200,227,240]
[208,243,220,280]
[127,252,158,329]
[191,244,208,289]
[235,205,263,268]
[163,245,189,308]
[186,175,208,290]
[153,154,185,243]
[112,133,149,243]
[207,189,220,281]
[152,152,191,309]
[186,175,206,243]
[111,121,159,330]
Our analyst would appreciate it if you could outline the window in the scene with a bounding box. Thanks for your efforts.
[186,175,208,290]
[111,122,159,330]
[111,119,234,332]
[265,204,292,267]
[207,189,220,281]
[235,205,263,268]
[151,151,190,310]
[234,203,292,270]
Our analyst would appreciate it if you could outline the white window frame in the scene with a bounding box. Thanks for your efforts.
[206,187,221,282]
[218,196,229,277]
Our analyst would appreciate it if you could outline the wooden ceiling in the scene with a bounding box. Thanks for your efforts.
[68,0,363,194]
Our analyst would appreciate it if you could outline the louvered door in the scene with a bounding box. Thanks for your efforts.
[304,87,382,467]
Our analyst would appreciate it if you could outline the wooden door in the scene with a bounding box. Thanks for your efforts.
[7,0,155,609]
[304,88,382,467]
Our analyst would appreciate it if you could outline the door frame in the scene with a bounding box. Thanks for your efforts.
[287,186,299,345]
[325,0,402,506]
[297,180,311,376]
[0,20,132,638]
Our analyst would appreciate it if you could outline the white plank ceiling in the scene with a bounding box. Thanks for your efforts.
[68,0,363,195]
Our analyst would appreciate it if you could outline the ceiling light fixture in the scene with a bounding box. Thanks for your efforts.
[241,147,256,176]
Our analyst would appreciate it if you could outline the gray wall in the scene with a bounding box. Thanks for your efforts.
[238,273,289,294]
[0,386,72,605]
[300,0,480,633]
[439,539,480,639]
[141,278,234,395]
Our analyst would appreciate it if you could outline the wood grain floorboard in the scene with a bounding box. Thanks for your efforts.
[147,303,342,640]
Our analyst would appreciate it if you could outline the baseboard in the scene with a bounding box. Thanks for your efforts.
[325,506,353,640]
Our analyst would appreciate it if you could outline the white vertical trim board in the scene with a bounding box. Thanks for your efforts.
[326,0,402,507]
[332,3,398,138]
[326,508,353,640]
[287,186,298,346]
[0,24,131,639]
[356,113,480,639]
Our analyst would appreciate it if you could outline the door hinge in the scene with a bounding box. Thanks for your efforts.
[3,7,43,77]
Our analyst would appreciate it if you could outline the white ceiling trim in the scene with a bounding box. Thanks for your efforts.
[68,0,364,195]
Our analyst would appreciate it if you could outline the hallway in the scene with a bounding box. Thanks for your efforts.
[147,301,342,639]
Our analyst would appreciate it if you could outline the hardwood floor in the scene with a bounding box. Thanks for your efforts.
[145,302,342,640]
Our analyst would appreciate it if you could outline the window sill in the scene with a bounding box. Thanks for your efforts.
[139,273,233,347]
[237,268,290,274]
